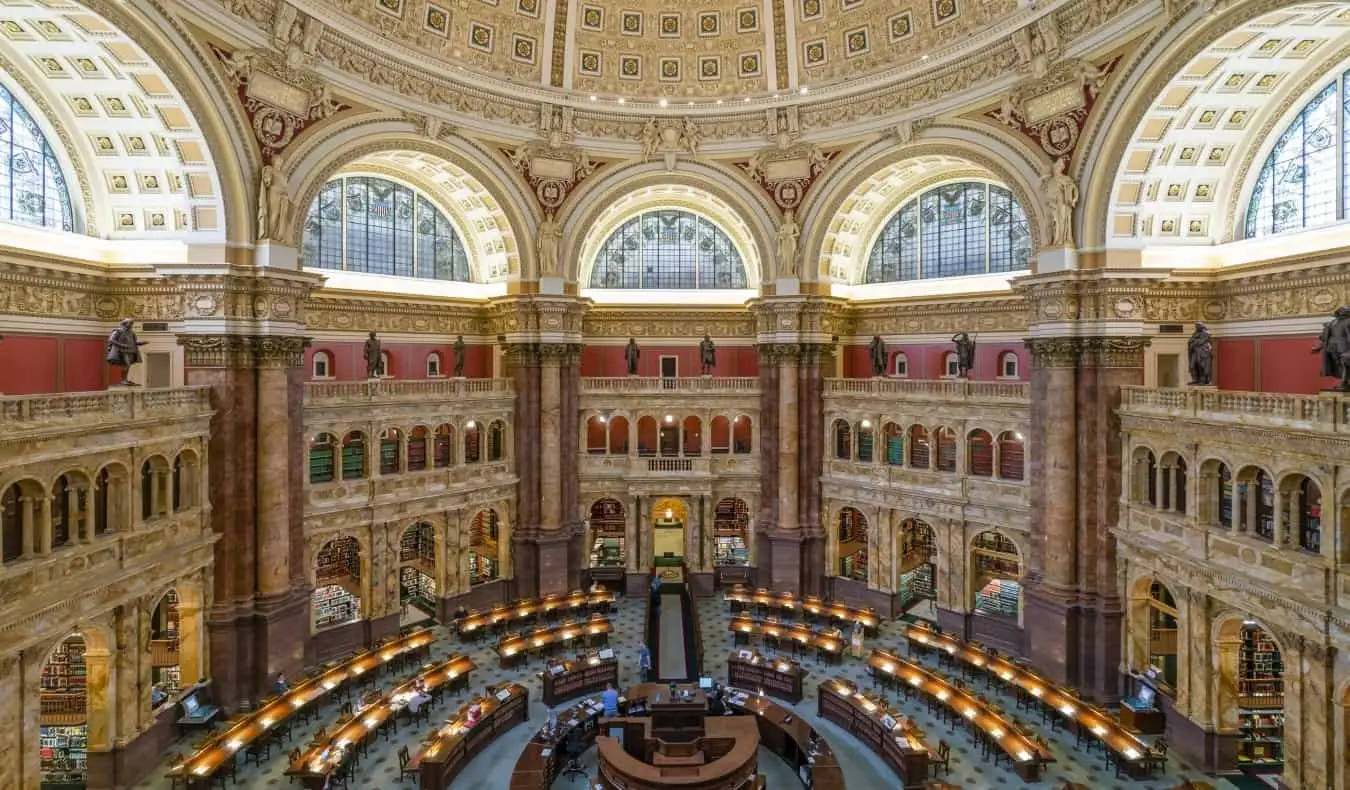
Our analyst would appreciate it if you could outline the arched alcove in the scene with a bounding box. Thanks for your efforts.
[968,430,994,477]
[313,537,362,630]
[908,425,931,468]
[1214,617,1285,766]
[309,433,338,483]
[934,426,957,473]
[732,415,752,454]
[463,421,482,464]
[149,589,182,694]
[39,633,90,786]
[399,522,437,622]
[379,428,403,475]
[587,416,609,454]
[434,423,455,467]
[833,419,852,460]
[970,531,1021,621]
[898,519,937,610]
[588,499,626,568]
[836,508,868,583]
[883,422,904,466]
[408,426,430,471]
[468,509,501,585]
[609,416,630,455]
[713,498,750,567]
[341,431,367,480]
[996,431,1025,481]
[856,419,875,463]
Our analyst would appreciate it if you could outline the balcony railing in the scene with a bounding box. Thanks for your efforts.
[305,378,513,404]
[582,377,760,394]
[0,387,212,433]
[824,378,1029,401]
[1120,386,1350,432]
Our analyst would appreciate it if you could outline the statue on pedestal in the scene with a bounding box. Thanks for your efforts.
[105,318,146,386]
[453,335,466,378]
[1042,156,1078,248]
[625,337,640,376]
[869,335,887,377]
[363,331,383,379]
[776,210,800,278]
[699,334,716,375]
[1313,306,1350,391]
[951,331,976,377]
[537,212,561,277]
[256,155,292,243]
[1187,321,1213,386]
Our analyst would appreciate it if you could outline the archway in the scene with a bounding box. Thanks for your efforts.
[650,498,688,566]
[588,499,627,569]
[149,589,182,696]
[1214,618,1285,774]
[836,507,868,583]
[398,522,437,623]
[468,509,501,585]
[898,519,937,613]
[970,531,1021,621]
[1278,474,1322,553]
[712,498,750,568]
[1234,466,1275,541]
[309,433,337,483]
[1127,579,1179,692]
[313,537,362,630]
[39,633,92,787]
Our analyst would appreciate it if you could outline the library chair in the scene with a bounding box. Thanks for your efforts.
[929,740,952,776]
[559,727,588,784]
[286,748,302,784]
[397,746,416,782]
[244,730,274,766]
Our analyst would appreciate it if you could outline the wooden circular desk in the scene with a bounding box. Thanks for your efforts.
[596,715,760,790]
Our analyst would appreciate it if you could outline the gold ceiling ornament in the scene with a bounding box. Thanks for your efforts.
[888,118,933,146]
[1009,15,1064,79]
[989,56,1117,161]
[505,105,601,211]
[213,45,345,157]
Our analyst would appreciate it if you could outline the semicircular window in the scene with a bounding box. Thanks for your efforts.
[863,182,1031,283]
[302,175,472,281]
[0,83,75,232]
[1244,79,1339,239]
[589,209,748,289]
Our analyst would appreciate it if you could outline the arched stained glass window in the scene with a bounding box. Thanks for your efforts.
[301,175,472,281]
[589,209,748,289]
[1245,80,1339,238]
[0,83,74,232]
[863,181,1031,283]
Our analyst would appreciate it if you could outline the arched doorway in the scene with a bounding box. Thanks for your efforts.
[39,634,89,787]
[588,499,627,568]
[836,507,868,582]
[712,498,750,567]
[149,589,182,695]
[650,497,688,567]
[468,509,501,585]
[1145,581,1178,691]
[1216,618,1285,774]
[313,537,362,630]
[399,522,437,624]
[970,531,1021,620]
[898,519,937,612]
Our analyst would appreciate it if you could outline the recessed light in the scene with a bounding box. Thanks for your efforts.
[589,95,597,101]
[800,86,809,94]
[659,98,668,107]
[716,99,723,104]
[617,97,626,104]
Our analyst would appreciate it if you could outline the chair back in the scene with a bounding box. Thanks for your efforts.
[288,748,301,766]
[938,740,950,760]
[398,745,410,768]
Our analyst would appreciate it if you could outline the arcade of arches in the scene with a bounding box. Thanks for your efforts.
[1,1,1350,789]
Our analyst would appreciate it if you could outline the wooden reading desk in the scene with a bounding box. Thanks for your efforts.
[496,615,613,667]
[817,677,933,787]
[722,686,845,789]
[726,650,808,703]
[724,587,881,635]
[169,629,434,788]
[416,682,530,789]
[865,649,1052,781]
[456,591,616,637]
[903,625,1152,776]
[728,616,844,663]
[285,653,475,788]
[541,651,620,706]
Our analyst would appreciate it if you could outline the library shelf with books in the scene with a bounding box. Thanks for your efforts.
[727,651,806,703]
[470,509,501,585]
[314,584,361,629]
[400,566,437,613]
[309,438,335,484]
[1236,624,1284,768]
[41,635,88,787]
[713,498,750,567]
[340,435,365,480]
[974,578,1020,618]
[589,499,626,568]
[379,431,400,474]
[837,509,868,582]
[541,655,619,706]
[971,530,1020,610]
[400,522,436,568]
[898,565,935,610]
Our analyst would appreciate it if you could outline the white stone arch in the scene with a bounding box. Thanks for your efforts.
[801,130,1048,287]
[560,160,776,292]
[286,115,533,286]
[0,0,241,244]
[1083,0,1350,250]
[964,527,1027,567]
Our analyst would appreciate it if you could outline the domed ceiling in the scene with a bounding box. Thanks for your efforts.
[315,0,1042,103]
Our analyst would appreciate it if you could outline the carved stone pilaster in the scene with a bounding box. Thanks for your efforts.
[536,342,584,365]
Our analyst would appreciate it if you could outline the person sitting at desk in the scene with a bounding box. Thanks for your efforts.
[708,684,726,716]
[150,683,168,707]
[407,683,432,714]
[272,672,288,697]
[454,604,469,621]
[589,580,604,594]
[601,683,620,717]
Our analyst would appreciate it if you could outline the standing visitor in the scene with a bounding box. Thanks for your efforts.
[638,643,652,683]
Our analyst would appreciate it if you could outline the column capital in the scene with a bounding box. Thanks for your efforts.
[177,333,310,368]
[1025,337,1086,369]
[1024,336,1150,369]
[1085,336,1150,368]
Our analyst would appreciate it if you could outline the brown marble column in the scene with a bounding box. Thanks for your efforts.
[506,344,540,600]
[755,347,780,587]
[798,343,828,596]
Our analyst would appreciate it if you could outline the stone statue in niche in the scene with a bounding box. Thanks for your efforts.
[951,332,976,377]
[257,155,292,243]
[1313,305,1350,390]
[625,337,641,376]
[453,335,466,378]
[777,210,800,278]
[1042,156,1079,248]
[869,335,887,377]
[699,334,716,375]
[1187,321,1213,386]
[363,331,383,379]
[640,118,661,162]
[106,318,146,386]
[537,211,561,276]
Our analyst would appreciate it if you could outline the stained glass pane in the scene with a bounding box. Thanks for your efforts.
[301,175,472,281]
[1246,81,1338,238]
[589,209,747,289]
[864,181,1029,283]
[0,83,75,232]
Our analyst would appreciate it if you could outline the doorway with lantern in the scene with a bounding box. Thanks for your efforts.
[650,497,688,569]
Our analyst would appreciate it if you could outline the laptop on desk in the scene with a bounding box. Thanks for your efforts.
[178,692,220,724]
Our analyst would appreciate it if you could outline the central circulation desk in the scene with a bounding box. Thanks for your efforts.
[722,687,845,790]
[597,688,760,790]
[416,683,529,790]
[726,650,807,703]
[817,678,932,788]
[542,653,619,706]
[902,625,1151,776]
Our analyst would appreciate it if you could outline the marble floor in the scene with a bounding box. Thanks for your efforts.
[128,595,1251,789]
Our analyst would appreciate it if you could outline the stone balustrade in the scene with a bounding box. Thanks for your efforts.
[581,376,760,394]
[0,386,212,436]
[305,377,514,404]
[824,377,1029,402]
[1120,385,1350,432]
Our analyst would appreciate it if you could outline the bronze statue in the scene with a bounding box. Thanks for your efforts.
[951,332,976,377]
[1187,321,1213,386]
[105,318,146,386]
[699,334,716,375]
[869,335,887,377]
[363,331,383,378]
[453,335,466,378]
[625,337,640,376]
[1313,305,1350,391]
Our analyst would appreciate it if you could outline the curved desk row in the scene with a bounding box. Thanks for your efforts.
[542,654,620,707]
[169,628,434,788]
[724,588,881,634]
[721,687,844,790]
[726,650,807,703]
[285,653,475,788]
[415,683,530,790]
[497,616,613,667]
[727,617,844,663]
[902,624,1152,776]
[456,591,616,637]
[817,678,933,788]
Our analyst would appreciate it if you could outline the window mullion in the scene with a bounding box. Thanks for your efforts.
[340,178,348,272]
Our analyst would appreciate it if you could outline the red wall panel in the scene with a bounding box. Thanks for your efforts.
[841,342,1027,381]
[578,345,759,377]
[62,336,109,392]
[306,341,492,381]
[1215,334,1328,394]
[0,334,108,394]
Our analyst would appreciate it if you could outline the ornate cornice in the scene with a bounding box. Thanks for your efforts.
[306,294,486,335]
[582,308,756,340]
[849,296,1028,336]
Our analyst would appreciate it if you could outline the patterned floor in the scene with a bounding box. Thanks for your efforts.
[127,595,1246,789]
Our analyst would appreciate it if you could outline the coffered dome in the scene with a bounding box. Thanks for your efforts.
[306,0,1050,105]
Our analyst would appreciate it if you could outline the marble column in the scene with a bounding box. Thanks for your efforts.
[538,352,562,532]
[255,365,291,596]
[776,348,799,528]
[755,349,779,586]
[0,653,21,790]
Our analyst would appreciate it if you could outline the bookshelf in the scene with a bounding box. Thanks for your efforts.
[727,651,807,703]
[838,508,868,581]
[974,578,1020,618]
[898,565,935,609]
[935,429,957,472]
[1237,623,1284,767]
[997,435,1024,480]
[713,498,750,567]
[434,429,453,467]
[541,656,619,706]
[971,532,1020,578]
[857,426,874,462]
[309,439,335,484]
[400,566,437,612]
[910,430,930,468]
[314,584,360,629]
[969,432,994,476]
[589,500,626,567]
[1218,466,1233,528]
[400,524,435,564]
[39,725,87,785]
[314,537,361,629]
[379,433,400,474]
[340,437,365,480]
[464,426,481,463]
[41,635,88,785]
[885,431,903,465]
[469,550,499,585]
[470,509,500,585]
[316,538,360,586]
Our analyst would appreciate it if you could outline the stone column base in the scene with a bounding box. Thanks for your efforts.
[253,587,312,686]
[536,530,575,597]
[437,579,509,621]
[766,532,804,593]
[1161,700,1240,773]
[86,703,180,789]
[1022,581,1084,688]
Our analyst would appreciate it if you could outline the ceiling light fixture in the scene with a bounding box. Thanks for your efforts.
[589,95,597,101]
[617,97,626,104]
[800,86,809,95]
[659,98,668,107]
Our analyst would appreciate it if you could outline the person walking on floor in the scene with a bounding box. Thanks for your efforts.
[638,642,652,683]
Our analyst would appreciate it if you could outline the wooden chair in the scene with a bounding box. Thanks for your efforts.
[286,749,303,784]
[397,746,416,782]
[930,740,951,776]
